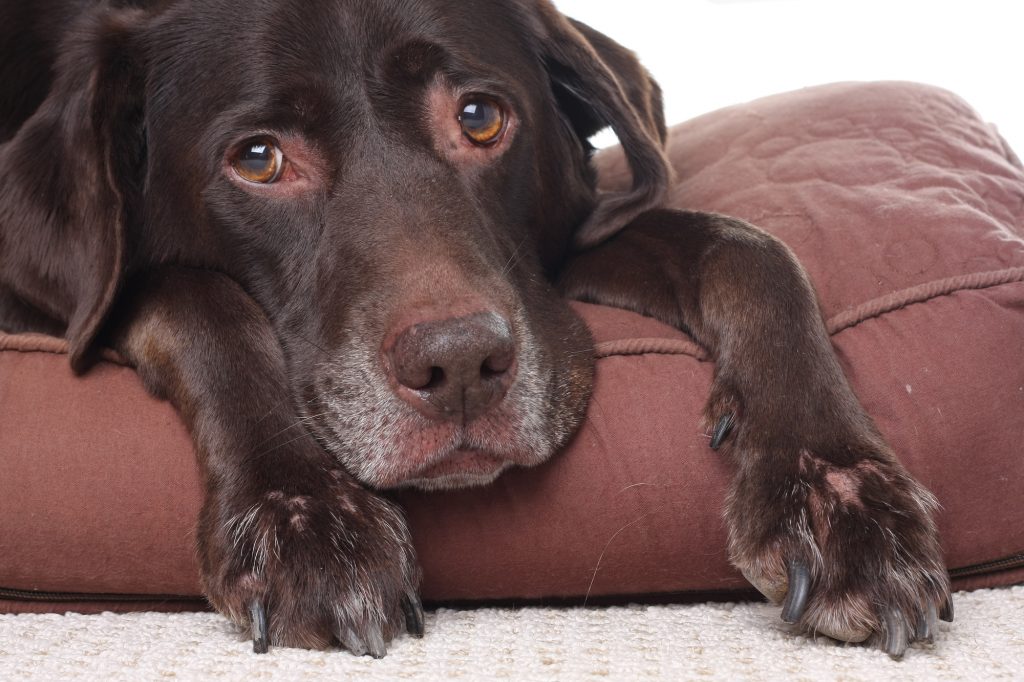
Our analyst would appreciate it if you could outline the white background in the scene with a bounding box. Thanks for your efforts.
[553,0,1023,153]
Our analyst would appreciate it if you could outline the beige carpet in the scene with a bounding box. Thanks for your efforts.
[1,587,1021,680]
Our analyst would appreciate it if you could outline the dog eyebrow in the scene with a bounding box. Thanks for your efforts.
[385,39,450,81]
[381,38,515,96]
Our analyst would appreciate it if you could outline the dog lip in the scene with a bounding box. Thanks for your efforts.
[411,447,507,482]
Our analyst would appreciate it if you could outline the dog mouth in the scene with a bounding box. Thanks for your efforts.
[310,384,552,491]
[402,448,511,490]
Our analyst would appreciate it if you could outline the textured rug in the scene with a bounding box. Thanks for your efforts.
[1,587,1021,680]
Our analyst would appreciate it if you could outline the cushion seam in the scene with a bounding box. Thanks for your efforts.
[0,337,127,365]
[594,269,1024,360]
[824,267,1024,336]
[2,269,1022,364]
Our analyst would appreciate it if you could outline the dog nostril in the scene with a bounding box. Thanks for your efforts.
[398,365,446,392]
[424,367,445,390]
[481,350,513,379]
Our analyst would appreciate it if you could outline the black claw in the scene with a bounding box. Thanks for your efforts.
[365,627,387,659]
[940,595,954,622]
[915,604,936,643]
[710,413,736,450]
[249,600,269,655]
[402,593,425,638]
[338,627,368,657]
[883,610,908,658]
[780,559,811,624]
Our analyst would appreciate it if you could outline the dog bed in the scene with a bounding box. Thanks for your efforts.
[2,81,1022,614]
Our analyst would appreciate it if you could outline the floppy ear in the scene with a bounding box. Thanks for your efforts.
[531,2,672,249]
[0,8,147,372]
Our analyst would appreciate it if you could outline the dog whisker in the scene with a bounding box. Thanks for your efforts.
[583,513,653,607]
[500,236,529,279]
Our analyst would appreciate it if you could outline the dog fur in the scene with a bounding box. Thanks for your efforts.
[0,0,950,657]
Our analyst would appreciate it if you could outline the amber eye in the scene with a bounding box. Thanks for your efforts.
[458,97,505,145]
[232,138,283,183]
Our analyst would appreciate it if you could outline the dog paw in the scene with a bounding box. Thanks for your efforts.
[198,468,422,655]
[717,420,951,657]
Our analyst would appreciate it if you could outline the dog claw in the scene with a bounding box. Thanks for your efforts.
[338,627,368,657]
[780,559,810,623]
[710,413,735,450]
[365,626,387,659]
[940,595,954,622]
[915,604,937,643]
[337,624,386,658]
[883,609,908,658]
[249,600,269,654]
[402,592,425,637]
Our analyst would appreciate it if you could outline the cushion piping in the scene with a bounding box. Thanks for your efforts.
[824,267,1024,335]
[594,267,1024,359]
[1,267,1022,363]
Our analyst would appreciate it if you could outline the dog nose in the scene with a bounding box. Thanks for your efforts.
[387,311,517,422]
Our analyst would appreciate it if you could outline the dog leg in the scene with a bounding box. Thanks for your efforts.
[560,209,951,657]
[106,267,422,654]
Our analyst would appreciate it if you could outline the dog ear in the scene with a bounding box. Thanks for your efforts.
[532,3,672,249]
[1,9,147,371]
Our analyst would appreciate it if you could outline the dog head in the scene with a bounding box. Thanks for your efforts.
[6,0,669,489]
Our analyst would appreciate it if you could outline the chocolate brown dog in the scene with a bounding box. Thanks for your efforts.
[0,0,951,658]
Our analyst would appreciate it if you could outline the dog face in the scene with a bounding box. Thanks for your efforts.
[139,0,600,490]
[4,0,670,490]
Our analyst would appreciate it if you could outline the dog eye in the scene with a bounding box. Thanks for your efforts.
[458,97,505,145]
[232,138,284,184]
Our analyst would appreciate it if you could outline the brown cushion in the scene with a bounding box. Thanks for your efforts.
[2,81,1023,612]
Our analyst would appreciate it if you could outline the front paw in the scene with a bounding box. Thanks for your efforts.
[720,427,951,657]
[198,467,422,655]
